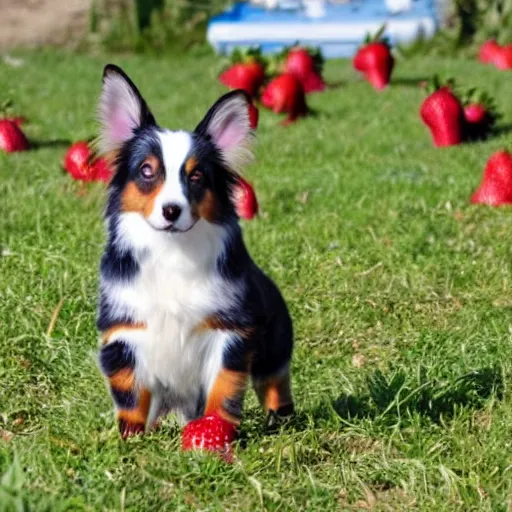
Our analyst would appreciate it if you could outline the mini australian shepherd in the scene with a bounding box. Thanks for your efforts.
[96,64,294,439]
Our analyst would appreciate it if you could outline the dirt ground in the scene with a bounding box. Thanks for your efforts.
[0,0,92,50]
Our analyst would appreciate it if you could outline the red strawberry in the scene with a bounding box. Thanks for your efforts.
[219,62,266,97]
[464,104,487,124]
[461,88,499,141]
[64,141,114,183]
[284,47,326,93]
[261,73,308,125]
[219,48,267,97]
[248,102,259,130]
[420,79,464,147]
[0,119,30,153]
[471,150,512,206]
[64,141,95,181]
[91,157,113,183]
[353,26,394,90]
[493,44,512,70]
[182,413,236,461]
[354,42,394,90]
[233,177,258,220]
[479,40,501,64]
[464,103,490,142]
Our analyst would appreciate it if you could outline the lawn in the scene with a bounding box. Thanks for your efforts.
[2,49,512,511]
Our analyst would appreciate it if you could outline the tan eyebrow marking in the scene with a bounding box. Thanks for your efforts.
[185,156,198,175]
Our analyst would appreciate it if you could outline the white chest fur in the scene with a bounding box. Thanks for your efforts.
[130,256,232,390]
[104,213,242,418]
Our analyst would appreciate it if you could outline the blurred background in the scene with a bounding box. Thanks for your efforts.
[0,0,511,57]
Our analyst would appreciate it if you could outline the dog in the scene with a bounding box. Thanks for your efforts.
[96,64,294,440]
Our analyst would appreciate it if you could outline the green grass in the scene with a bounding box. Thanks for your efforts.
[2,49,512,511]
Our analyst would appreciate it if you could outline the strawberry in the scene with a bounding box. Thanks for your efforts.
[353,25,394,90]
[91,156,113,183]
[248,102,259,130]
[64,141,95,181]
[64,141,113,183]
[461,87,499,141]
[283,47,326,93]
[219,47,266,97]
[233,176,258,220]
[0,119,30,153]
[261,73,308,125]
[493,44,512,70]
[182,413,236,461]
[471,150,512,206]
[420,77,464,147]
[219,63,265,97]
[478,40,501,64]
[464,104,487,125]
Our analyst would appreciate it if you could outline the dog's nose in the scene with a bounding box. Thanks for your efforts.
[162,203,182,222]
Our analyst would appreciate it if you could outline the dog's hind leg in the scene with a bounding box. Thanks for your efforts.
[250,279,294,423]
[202,330,251,425]
[252,363,294,422]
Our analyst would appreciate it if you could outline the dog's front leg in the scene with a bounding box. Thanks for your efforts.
[99,323,152,439]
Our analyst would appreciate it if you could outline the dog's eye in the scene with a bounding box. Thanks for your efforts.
[189,170,203,183]
[140,163,155,180]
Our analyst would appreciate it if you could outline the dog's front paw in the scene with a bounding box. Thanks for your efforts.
[118,419,145,440]
[181,413,236,461]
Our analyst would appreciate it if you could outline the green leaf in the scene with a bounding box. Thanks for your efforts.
[0,99,13,115]
[373,23,387,42]
[425,74,456,95]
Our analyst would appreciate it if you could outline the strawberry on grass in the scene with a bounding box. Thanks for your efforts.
[63,141,113,183]
[0,119,30,153]
[233,176,259,220]
[284,46,326,92]
[182,413,237,462]
[460,87,500,141]
[478,40,512,70]
[471,150,512,206]
[261,73,309,125]
[219,47,267,98]
[353,25,395,90]
[91,156,114,183]
[420,76,464,147]
[0,99,30,153]
[492,44,512,70]
[64,141,95,181]
[478,40,501,64]
[267,45,326,93]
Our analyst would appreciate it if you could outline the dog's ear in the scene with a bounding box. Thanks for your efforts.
[98,64,156,154]
[195,90,254,173]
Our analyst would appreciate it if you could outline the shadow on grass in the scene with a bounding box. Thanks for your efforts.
[333,366,503,424]
[494,123,512,137]
[327,80,346,90]
[459,124,512,144]
[392,77,429,88]
[306,107,319,119]
[30,139,71,150]
[259,366,504,437]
